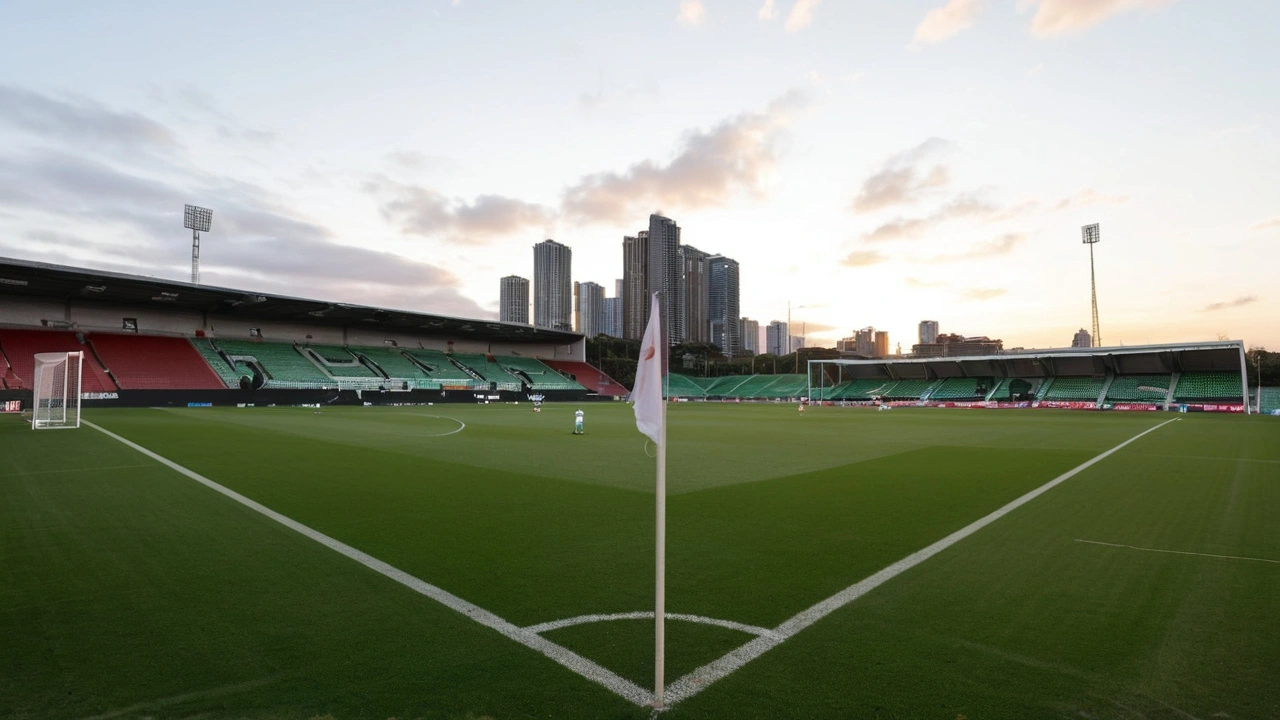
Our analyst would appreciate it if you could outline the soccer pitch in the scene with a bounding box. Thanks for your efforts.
[3,403,1278,719]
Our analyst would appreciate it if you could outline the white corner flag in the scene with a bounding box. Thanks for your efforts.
[630,293,667,708]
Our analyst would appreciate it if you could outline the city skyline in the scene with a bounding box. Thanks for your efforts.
[0,2,1275,350]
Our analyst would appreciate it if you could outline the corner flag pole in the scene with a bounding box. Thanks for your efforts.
[655,290,668,709]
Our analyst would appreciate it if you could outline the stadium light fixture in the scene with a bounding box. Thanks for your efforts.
[184,204,213,284]
[1081,223,1101,347]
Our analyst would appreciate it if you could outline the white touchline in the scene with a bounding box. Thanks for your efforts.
[1075,538,1280,565]
[661,417,1180,708]
[82,420,653,708]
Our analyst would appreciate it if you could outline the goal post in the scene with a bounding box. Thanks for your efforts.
[32,351,83,430]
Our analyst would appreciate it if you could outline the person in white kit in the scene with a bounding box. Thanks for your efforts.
[573,408,584,435]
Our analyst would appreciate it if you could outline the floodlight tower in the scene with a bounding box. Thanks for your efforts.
[184,204,213,284]
[1082,223,1101,347]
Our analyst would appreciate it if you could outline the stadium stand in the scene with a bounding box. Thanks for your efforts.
[402,349,484,388]
[883,379,935,400]
[1173,372,1243,401]
[0,329,117,392]
[498,356,585,391]
[214,339,333,388]
[703,375,753,396]
[754,374,808,399]
[664,373,708,397]
[1105,374,1172,402]
[89,334,226,390]
[191,339,242,388]
[928,377,989,400]
[450,353,525,391]
[1043,376,1105,401]
[348,346,441,389]
[1261,387,1280,414]
[987,377,1043,401]
[301,345,380,378]
[539,360,628,396]
[722,375,781,398]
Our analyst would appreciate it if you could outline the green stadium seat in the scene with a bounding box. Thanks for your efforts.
[1105,374,1172,402]
[1173,372,1243,401]
[302,344,380,378]
[192,338,243,388]
[214,339,333,388]
[401,349,483,388]
[1043,376,1105,401]
[497,356,585,391]
[928,377,990,400]
[664,374,707,397]
[450,353,526,391]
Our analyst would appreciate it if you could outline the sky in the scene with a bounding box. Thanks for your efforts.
[0,0,1276,351]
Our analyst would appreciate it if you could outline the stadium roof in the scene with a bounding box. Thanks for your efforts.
[0,257,580,343]
[811,341,1247,379]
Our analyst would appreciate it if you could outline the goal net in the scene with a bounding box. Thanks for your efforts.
[32,351,83,430]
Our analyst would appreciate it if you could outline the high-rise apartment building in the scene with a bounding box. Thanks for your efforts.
[855,327,875,357]
[533,239,572,331]
[499,275,529,324]
[919,320,939,345]
[708,255,740,356]
[622,233,649,339]
[577,281,606,337]
[602,297,620,337]
[739,318,759,354]
[874,330,889,358]
[647,214,684,342]
[766,321,789,356]
[682,245,710,343]
[1072,328,1092,348]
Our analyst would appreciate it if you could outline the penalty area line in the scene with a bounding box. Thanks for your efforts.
[81,420,653,708]
[661,417,1181,709]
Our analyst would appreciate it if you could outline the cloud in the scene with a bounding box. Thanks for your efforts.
[1024,0,1180,37]
[758,0,777,20]
[677,0,706,26]
[851,137,954,213]
[561,90,809,224]
[1202,296,1258,312]
[785,0,822,32]
[1026,63,1045,76]
[376,183,554,242]
[911,0,985,47]
[962,288,1007,300]
[929,232,1027,262]
[1050,187,1129,212]
[861,193,995,242]
[0,84,178,153]
[1251,218,1280,231]
[840,249,888,267]
[905,277,946,289]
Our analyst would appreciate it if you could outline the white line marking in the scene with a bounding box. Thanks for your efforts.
[83,420,653,708]
[1075,538,1280,565]
[661,417,1180,708]
[526,612,782,640]
[11,464,153,476]
[405,414,467,436]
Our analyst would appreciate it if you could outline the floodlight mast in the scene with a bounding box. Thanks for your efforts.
[1082,223,1101,347]
[184,204,213,284]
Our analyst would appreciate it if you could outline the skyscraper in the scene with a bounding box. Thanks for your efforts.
[1072,328,1092,348]
[874,330,889,358]
[577,281,605,337]
[647,214,684,342]
[708,255,740,356]
[766,321,788,356]
[499,275,529,324]
[682,245,710,343]
[622,233,649,339]
[919,320,939,345]
[602,297,620,337]
[739,317,759,354]
[533,239,572,331]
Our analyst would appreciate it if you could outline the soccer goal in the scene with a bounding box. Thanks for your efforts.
[31,351,83,430]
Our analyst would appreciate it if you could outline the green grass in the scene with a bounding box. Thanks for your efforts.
[2,404,1278,719]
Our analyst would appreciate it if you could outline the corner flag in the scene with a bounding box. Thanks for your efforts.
[629,293,668,708]
[632,294,664,444]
